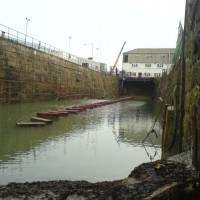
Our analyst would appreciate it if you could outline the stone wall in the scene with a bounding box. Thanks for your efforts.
[184,0,200,141]
[0,38,119,103]
[157,0,200,162]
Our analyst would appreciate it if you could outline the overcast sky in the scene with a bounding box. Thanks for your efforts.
[0,0,186,69]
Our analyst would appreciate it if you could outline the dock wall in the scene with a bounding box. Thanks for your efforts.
[183,0,200,167]
[158,0,200,165]
[0,38,119,103]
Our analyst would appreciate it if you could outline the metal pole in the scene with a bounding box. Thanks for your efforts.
[91,43,93,59]
[192,105,198,168]
[8,27,9,39]
[96,48,99,61]
[69,36,72,54]
[68,36,72,59]
[25,18,30,44]
[84,43,93,60]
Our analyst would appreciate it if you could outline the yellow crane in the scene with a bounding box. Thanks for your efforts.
[111,41,126,74]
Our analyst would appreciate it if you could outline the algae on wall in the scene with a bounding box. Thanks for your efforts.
[182,0,200,155]
[156,0,200,159]
[0,38,119,103]
[155,59,183,158]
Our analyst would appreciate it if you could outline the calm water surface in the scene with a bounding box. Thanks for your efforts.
[0,99,161,185]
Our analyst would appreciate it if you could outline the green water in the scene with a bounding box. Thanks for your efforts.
[0,99,161,184]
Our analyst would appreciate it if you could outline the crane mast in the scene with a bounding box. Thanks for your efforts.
[111,41,126,74]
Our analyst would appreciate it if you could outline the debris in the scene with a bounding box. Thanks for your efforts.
[0,160,199,200]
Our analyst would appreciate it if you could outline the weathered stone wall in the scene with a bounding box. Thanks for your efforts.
[0,38,119,103]
[184,0,200,141]
[157,0,200,158]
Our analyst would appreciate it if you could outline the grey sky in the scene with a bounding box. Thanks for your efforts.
[0,0,186,69]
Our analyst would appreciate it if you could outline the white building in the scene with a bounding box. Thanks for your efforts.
[122,48,175,78]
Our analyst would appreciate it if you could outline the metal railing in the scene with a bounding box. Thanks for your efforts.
[0,24,107,72]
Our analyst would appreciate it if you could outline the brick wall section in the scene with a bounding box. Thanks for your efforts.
[0,38,119,103]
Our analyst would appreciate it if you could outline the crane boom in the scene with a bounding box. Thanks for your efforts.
[111,41,126,74]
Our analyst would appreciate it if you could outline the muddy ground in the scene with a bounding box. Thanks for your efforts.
[0,160,199,200]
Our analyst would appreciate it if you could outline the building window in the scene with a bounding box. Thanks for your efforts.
[157,64,163,67]
[144,73,151,77]
[145,64,151,67]
[161,54,166,58]
[130,72,136,77]
[154,73,161,77]
[123,55,128,63]
[132,63,138,67]
[147,54,152,58]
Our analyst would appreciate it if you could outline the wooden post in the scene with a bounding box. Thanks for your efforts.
[162,105,180,159]
[162,104,169,146]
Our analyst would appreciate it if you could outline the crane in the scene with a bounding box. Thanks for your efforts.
[111,41,126,74]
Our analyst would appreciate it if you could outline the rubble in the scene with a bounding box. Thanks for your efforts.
[0,160,199,200]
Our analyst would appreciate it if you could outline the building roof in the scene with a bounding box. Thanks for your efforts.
[124,48,176,54]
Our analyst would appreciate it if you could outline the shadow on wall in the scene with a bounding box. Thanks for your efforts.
[123,81,155,98]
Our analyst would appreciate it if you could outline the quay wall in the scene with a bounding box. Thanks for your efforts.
[183,0,200,140]
[0,38,119,103]
[157,0,200,162]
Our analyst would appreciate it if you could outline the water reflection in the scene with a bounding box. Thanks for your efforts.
[0,99,162,184]
[111,101,161,146]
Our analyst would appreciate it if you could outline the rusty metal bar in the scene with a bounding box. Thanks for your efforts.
[162,104,169,146]
[192,105,198,168]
